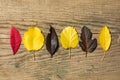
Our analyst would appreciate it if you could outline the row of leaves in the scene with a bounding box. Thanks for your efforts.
[10,25,111,60]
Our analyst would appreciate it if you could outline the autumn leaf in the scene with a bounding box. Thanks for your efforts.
[79,26,97,57]
[10,26,22,55]
[99,25,111,51]
[60,26,79,58]
[22,26,44,60]
[46,26,59,58]
[99,25,111,60]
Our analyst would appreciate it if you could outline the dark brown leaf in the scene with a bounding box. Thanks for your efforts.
[79,26,97,57]
[46,26,59,57]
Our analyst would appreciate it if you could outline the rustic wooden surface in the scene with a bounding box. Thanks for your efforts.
[0,0,120,80]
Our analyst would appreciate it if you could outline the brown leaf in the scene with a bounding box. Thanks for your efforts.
[79,26,97,57]
[46,26,59,57]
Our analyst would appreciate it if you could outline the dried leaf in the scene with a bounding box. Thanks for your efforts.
[79,26,97,57]
[99,25,111,51]
[23,26,44,50]
[60,26,79,58]
[46,26,59,57]
[10,26,21,55]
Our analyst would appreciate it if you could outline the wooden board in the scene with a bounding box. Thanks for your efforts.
[0,0,120,80]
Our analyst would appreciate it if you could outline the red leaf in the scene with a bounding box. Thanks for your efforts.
[10,26,21,55]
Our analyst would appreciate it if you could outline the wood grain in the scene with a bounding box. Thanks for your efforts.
[0,0,120,80]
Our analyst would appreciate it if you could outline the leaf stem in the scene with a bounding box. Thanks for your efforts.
[85,52,88,57]
[51,55,53,58]
[69,48,71,59]
[101,51,106,61]
[33,51,35,61]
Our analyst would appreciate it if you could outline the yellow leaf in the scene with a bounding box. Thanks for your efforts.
[99,25,111,51]
[23,26,44,51]
[60,26,79,49]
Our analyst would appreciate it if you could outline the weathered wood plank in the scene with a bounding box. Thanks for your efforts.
[0,0,120,80]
